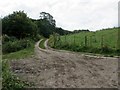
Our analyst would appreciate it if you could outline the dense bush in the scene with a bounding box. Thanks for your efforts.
[2,11,38,39]
[2,36,34,54]
[31,34,41,42]
[100,45,114,54]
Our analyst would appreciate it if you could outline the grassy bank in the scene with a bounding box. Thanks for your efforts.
[2,59,30,90]
[3,45,34,60]
[39,39,46,49]
[49,28,120,56]
[2,40,35,90]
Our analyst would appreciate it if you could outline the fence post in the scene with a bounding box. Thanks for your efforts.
[101,35,104,48]
[65,34,66,43]
[74,35,75,45]
[85,36,87,47]
[90,36,92,47]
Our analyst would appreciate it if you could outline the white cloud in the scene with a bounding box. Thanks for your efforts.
[0,0,119,31]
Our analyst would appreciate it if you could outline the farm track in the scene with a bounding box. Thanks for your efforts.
[10,39,118,88]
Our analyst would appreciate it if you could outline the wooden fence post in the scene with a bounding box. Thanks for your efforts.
[64,34,67,44]
[101,35,104,48]
[85,36,87,47]
[74,35,75,45]
[90,36,92,47]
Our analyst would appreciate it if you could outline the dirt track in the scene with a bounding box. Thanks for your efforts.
[10,39,118,88]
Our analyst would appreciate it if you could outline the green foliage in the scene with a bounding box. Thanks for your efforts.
[48,35,54,47]
[40,12,56,26]
[2,11,38,39]
[60,28,118,49]
[55,27,72,35]
[50,28,120,56]
[33,34,41,42]
[3,45,34,60]
[2,60,30,90]
[2,41,34,89]
[2,36,34,54]
[35,19,55,38]
[39,39,46,49]
[2,11,70,39]
[1,9,72,87]
[35,12,71,38]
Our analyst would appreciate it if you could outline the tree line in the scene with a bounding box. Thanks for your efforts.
[2,11,71,39]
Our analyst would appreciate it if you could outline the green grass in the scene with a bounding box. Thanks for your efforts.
[3,45,34,60]
[2,43,35,90]
[39,39,46,49]
[50,27,120,56]
[2,59,30,90]
[60,28,118,49]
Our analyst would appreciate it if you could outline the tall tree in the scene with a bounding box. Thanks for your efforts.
[40,12,56,26]
[2,11,38,39]
[34,12,56,38]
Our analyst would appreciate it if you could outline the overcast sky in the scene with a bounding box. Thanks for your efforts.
[0,0,119,31]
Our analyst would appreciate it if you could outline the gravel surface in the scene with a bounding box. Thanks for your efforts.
[10,39,118,88]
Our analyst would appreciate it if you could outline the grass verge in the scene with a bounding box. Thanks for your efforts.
[49,36,119,57]
[39,39,46,49]
[3,45,34,60]
[2,59,31,90]
[2,44,35,90]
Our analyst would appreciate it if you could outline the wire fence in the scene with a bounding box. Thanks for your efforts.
[53,33,118,52]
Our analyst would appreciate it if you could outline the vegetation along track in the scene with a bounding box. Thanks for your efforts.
[10,39,118,88]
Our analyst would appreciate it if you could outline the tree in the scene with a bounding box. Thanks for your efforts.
[34,12,56,38]
[2,11,38,39]
[35,19,53,38]
[55,27,71,35]
[40,12,56,26]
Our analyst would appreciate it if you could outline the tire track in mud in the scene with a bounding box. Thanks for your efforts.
[10,39,118,88]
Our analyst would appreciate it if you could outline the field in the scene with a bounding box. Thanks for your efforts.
[50,28,120,56]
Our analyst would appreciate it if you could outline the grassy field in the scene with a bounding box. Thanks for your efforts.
[60,28,118,49]
[50,27,120,56]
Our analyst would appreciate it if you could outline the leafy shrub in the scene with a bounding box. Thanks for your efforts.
[2,35,10,42]
[2,38,33,54]
[32,34,41,42]
[116,49,120,56]
[88,47,100,53]
[2,60,29,90]
[100,45,114,54]
[2,11,38,39]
